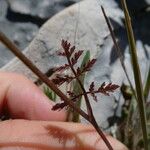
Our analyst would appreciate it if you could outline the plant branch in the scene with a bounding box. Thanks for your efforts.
[0,30,89,121]
[65,52,93,119]
[121,0,148,149]
[0,31,113,150]
[144,68,150,101]
[71,87,118,102]
[65,49,114,149]
[64,43,113,150]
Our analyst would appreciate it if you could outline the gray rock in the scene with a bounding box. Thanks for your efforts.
[0,0,82,67]
[1,0,123,128]
[0,0,8,20]
[146,0,150,4]
[1,0,123,79]
[0,21,38,67]
[1,0,149,128]
[7,0,82,19]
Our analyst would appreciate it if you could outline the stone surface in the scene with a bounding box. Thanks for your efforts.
[0,0,82,67]
[0,21,38,67]
[1,0,149,68]
[1,0,123,128]
[1,0,149,128]
[0,0,8,20]
[7,0,81,19]
[1,0,123,78]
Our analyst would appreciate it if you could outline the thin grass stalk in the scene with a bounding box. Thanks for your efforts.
[101,6,137,100]
[121,0,148,149]
[144,68,150,101]
[71,51,90,122]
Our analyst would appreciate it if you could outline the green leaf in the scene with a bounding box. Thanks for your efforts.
[67,51,90,122]
[43,86,57,102]
[144,68,150,101]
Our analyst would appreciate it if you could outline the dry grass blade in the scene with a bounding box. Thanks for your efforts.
[144,68,150,100]
[121,0,148,149]
[101,6,136,99]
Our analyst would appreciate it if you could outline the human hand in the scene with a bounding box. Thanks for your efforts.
[0,72,128,150]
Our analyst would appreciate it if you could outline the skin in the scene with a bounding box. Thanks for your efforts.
[0,72,128,150]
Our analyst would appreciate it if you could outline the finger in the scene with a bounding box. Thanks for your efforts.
[0,120,128,150]
[0,72,66,121]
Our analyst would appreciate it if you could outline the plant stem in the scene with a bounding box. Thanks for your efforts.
[121,0,148,149]
[77,79,114,150]
[0,31,113,150]
[70,51,90,122]
[65,50,114,149]
[65,53,93,119]
[144,68,150,101]
[92,118,113,150]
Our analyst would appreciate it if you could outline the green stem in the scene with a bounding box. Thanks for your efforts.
[144,68,150,101]
[121,0,148,149]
